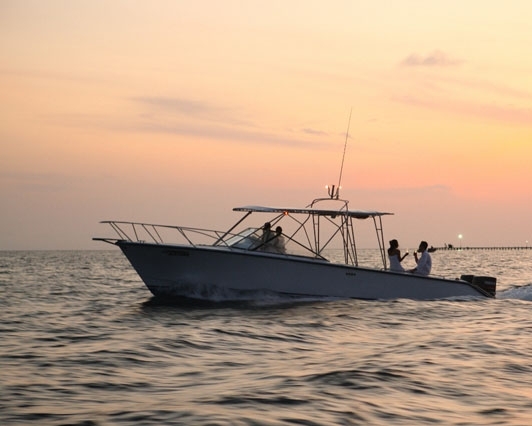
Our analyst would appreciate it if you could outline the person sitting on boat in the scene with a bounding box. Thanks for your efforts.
[409,241,432,275]
[259,222,275,250]
[272,226,286,254]
[387,239,408,272]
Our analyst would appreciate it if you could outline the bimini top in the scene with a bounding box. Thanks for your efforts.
[233,206,393,219]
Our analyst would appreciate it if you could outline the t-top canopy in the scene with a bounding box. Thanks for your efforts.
[233,206,393,219]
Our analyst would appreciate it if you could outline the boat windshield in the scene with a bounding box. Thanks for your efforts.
[224,227,261,249]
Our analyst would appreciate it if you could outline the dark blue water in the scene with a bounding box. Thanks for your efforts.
[1,250,532,425]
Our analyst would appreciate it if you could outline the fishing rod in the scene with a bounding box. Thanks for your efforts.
[327,108,352,200]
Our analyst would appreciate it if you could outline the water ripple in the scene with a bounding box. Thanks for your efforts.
[1,250,532,425]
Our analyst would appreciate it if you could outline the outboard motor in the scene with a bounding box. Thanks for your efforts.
[472,276,497,297]
[460,275,497,297]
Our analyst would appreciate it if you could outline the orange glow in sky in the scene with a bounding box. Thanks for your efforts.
[1,1,532,249]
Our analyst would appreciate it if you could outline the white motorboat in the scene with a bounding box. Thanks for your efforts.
[93,192,496,301]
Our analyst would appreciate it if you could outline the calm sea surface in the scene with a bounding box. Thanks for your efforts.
[1,249,531,425]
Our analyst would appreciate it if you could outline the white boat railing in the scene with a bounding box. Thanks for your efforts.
[95,220,332,261]
[96,221,232,247]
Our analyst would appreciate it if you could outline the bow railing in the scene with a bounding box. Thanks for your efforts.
[94,220,237,247]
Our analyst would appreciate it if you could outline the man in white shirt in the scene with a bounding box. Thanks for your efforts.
[410,241,432,275]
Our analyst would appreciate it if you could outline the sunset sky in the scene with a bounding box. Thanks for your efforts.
[2,0,532,250]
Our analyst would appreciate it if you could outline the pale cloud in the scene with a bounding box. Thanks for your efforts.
[392,65,532,125]
[131,96,234,121]
[45,95,330,148]
[400,50,462,67]
[0,171,92,193]
[302,128,328,136]
[393,94,532,125]
[0,66,114,85]
[130,96,332,149]
[133,120,323,149]
[353,184,453,198]
[435,75,532,101]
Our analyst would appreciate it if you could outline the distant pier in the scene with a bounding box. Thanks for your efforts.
[436,246,532,251]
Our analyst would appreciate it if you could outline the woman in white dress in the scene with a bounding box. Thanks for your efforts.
[387,239,409,272]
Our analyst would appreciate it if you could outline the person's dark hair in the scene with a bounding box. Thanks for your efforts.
[420,241,428,250]
[389,239,398,249]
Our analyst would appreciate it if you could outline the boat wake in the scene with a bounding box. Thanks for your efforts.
[143,293,339,308]
[497,283,532,301]
[146,281,532,305]
[145,283,340,307]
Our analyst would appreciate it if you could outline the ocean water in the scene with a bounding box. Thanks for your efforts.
[1,249,532,425]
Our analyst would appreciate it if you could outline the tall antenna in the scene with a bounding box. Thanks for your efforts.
[327,108,352,199]
[338,108,352,190]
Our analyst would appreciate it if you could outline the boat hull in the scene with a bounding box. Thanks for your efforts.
[117,241,493,300]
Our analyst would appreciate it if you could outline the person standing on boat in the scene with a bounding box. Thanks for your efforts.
[387,239,409,272]
[410,241,432,275]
